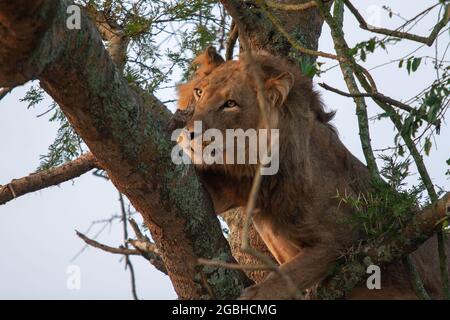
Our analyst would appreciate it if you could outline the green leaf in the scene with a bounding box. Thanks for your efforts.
[411,57,422,72]
[360,48,366,62]
[300,61,317,78]
[366,38,376,53]
[398,59,404,68]
[398,144,405,157]
[424,137,432,156]
[402,115,414,136]
[20,86,45,109]
[348,47,358,56]
[427,101,440,123]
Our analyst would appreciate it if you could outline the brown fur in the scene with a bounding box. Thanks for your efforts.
[176,47,449,299]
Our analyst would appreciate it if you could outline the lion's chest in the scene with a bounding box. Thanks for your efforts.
[252,217,301,264]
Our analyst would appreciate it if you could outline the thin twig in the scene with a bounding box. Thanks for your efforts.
[119,192,139,300]
[75,230,142,256]
[318,82,438,123]
[128,217,146,241]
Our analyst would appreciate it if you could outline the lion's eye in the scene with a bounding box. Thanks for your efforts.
[194,88,203,100]
[224,100,238,109]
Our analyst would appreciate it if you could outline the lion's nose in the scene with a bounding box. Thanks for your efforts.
[189,131,195,140]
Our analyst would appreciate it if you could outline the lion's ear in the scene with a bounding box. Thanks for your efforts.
[265,71,295,108]
[193,46,224,77]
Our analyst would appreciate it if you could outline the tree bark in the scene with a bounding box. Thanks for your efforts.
[220,0,328,62]
[0,152,97,205]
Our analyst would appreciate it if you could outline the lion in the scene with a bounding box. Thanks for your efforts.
[175,46,448,299]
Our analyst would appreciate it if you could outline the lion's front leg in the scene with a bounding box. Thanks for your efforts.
[239,244,338,300]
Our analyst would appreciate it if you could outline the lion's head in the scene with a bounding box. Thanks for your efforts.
[176,47,334,177]
[174,47,335,213]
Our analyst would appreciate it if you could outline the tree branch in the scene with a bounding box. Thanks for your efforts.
[404,255,432,300]
[254,0,339,61]
[225,21,238,61]
[118,192,139,300]
[343,0,450,47]
[319,82,415,113]
[315,0,380,181]
[0,152,98,205]
[319,82,441,126]
[76,230,141,256]
[0,87,13,100]
[128,239,168,275]
[219,0,330,63]
[265,0,318,11]
[85,5,129,72]
[316,192,450,299]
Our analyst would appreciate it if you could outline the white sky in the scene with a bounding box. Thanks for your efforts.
[0,1,448,299]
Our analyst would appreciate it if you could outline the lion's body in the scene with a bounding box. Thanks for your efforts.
[176,48,448,299]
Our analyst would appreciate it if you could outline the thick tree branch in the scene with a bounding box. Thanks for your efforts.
[86,5,129,72]
[0,87,12,100]
[265,0,317,11]
[316,193,450,299]
[219,0,330,63]
[0,152,98,205]
[0,0,59,86]
[254,0,339,61]
[0,0,250,299]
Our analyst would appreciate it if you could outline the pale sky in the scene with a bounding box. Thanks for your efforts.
[0,1,448,299]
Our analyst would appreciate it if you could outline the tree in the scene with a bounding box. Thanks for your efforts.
[0,0,449,299]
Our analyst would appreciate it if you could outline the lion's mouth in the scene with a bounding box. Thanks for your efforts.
[177,131,222,165]
[175,129,275,175]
